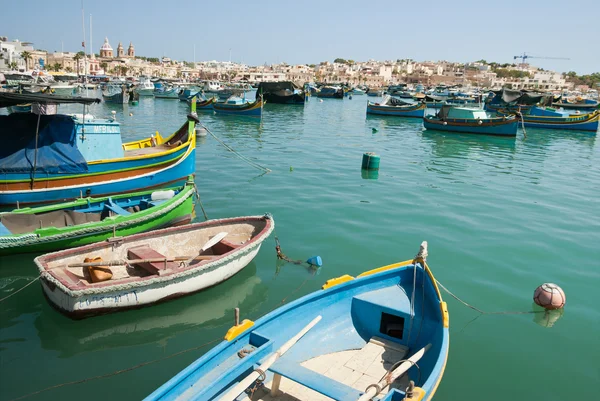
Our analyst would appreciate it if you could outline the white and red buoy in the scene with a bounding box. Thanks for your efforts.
[534,283,566,310]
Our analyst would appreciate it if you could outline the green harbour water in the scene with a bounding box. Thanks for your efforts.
[1,94,599,400]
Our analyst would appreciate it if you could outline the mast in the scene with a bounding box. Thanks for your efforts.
[81,1,87,79]
[90,14,93,59]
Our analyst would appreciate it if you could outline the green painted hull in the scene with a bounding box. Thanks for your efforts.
[0,183,195,255]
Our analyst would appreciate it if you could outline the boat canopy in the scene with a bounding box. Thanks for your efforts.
[0,92,101,108]
[490,89,552,105]
[382,96,414,106]
[256,81,301,93]
[0,114,88,174]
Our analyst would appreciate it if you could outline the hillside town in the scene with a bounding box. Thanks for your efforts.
[0,35,597,93]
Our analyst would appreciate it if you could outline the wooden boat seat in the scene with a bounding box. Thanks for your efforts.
[210,239,241,256]
[127,245,179,275]
[269,358,363,401]
[104,199,131,216]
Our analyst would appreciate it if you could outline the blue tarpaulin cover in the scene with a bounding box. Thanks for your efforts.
[0,114,88,174]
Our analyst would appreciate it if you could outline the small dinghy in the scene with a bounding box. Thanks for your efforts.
[35,214,274,318]
[146,242,449,401]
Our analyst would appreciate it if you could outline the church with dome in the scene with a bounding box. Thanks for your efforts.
[99,37,134,58]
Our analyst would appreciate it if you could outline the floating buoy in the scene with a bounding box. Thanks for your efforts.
[131,100,138,106]
[361,152,380,170]
[349,95,353,100]
[289,166,293,172]
[129,112,133,116]
[319,99,323,103]
[372,128,378,133]
[306,256,323,267]
[195,125,207,137]
[533,283,566,310]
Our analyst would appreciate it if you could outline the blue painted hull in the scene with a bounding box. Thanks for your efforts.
[146,260,449,401]
[522,115,599,132]
[423,117,518,136]
[0,147,195,207]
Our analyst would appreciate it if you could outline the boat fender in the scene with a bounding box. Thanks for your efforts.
[151,190,175,201]
[443,122,447,125]
[85,257,113,283]
[478,120,483,125]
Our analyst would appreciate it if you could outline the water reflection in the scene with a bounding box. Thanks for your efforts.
[532,305,564,328]
[421,130,517,159]
[365,113,423,133]
[33,264,266,357]
[521,127,597,150]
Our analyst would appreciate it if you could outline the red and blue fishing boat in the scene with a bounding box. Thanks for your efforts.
[213,96,263,117]
[0,92,197,208]
[423,105,518,136]
[367,96,426,117]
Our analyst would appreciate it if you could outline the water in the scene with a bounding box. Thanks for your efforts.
[1,94,599,401]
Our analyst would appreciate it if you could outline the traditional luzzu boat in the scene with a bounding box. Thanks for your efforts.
[514,107,599,132]
[256,82,306,104]
[0,92,197,208]
[0,178,195,255]
[146,241,449,401]
[552,98,599,112]
[367,96,426,117]
[35,214,274,318]
[317,85,344,99]
[423,105,518,136]
[213,96,263,117]
[102,84,132,104]
[189,96,216,111]
[154,86,180,99]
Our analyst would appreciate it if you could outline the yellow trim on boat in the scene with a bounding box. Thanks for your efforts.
[440,301,449,328]
[357,259,413,278]
[224,319,254,341]
[411,387,427,401]
[321,274,354,290]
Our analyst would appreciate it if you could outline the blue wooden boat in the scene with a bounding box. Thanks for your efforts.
[146,242,449,401]
[188,96,216,111]
[213,96,263,117]
[178,88,200,102]
[0,92,198,208]
[367,96,426,117]
[515,107,599,132]
[154,87,180,99]
[423,105,518,136]
[102,84,134,104]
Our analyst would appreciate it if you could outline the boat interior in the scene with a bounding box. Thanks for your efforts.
[162,266,445,401]
[122,121,191,157]
[41,219,268,288]
[0,190,178,236]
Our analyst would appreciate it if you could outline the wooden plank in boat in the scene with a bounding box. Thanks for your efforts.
[127,245,179,275]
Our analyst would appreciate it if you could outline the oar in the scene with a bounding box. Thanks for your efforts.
[201,232,228,252]
[65,256,194,268]
[356,343,431,401]
[218,315,322,401]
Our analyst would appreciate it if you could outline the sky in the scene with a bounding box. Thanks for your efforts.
[3,0,599,74]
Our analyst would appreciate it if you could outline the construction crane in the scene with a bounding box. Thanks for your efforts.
[513,52,570,64]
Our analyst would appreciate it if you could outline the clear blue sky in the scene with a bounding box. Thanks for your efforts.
[4,0,599,74]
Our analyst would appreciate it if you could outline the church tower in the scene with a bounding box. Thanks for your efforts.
[117,42,124,58]
[127,42,135,57]
[100,37,113,58]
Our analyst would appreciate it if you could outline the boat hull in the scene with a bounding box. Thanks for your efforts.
[261,93,305,104]
[135,88,155,96]
[423,116,518,136]
[367,102,426,117]
[522,110,599,131]
[36,215,274,317]
[0,183,195,255]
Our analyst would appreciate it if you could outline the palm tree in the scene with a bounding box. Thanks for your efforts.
[21,50,32,70]
[52,63,62,72]
[9,61,18,70]
[65,67,73,73]
[119,65,128,76]
[100,62,108,73]
[73,53,82,75]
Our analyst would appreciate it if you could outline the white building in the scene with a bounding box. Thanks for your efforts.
[0,37,34,71]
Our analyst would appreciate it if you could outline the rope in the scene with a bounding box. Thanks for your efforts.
[9,337,221,401]
[193,184,209,220]
[518,106,527,137]
[0,276,40,303]
[202,124,271,173]
[435,279,539,315]
[274,237,306,266]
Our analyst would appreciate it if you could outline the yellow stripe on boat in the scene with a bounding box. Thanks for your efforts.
[321,274,354,289]
[440,301,449,328]
[357,259,413,278]
[224,319,255,341]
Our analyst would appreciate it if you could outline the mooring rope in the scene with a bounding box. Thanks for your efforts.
[9,338,222,401]
[0,276,40,303]
[202,124,271,173]
[435,279,539,315]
